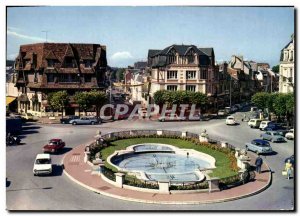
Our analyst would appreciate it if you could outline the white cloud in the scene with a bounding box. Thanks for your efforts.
[7,26,21,31]
[111,51,133,60]
[7,53,18,60]
[7,30,52,42]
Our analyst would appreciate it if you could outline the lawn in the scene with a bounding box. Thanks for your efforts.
[101,137,237,178]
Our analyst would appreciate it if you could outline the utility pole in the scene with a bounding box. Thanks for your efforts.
[42,30,49,42]
[229,76,232,108]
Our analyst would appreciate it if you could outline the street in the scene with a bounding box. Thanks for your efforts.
[6,112,294,210]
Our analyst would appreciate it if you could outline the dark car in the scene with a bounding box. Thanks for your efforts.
[43,139,65,153]
[60,115,80,124]
[265,124,288,135]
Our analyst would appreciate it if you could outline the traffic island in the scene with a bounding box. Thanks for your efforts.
[62,130,272,204]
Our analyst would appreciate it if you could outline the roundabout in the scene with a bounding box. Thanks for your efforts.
[62,129,272,204]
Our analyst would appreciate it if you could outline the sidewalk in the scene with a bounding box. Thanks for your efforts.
[63,143,272,204]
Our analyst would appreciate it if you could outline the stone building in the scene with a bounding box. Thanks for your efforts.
[147,44,219,104]
[279,34,294,93]
[14,42,107,116]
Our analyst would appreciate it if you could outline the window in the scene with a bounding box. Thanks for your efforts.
[187,55,194,64]
[186,71,196,79]
[186,85,196,92]
[64,57,75,68]
[200,68,208,79]
[84,60,92,68]
[168,55,176,64]
[167,70,178,79]
[85,75,92,82]
[47,74,55,83]
[167,85,178,91]
[47,59,55,67]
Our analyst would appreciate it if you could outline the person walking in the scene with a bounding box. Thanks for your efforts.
[255,155,263,174]
[285,159,293,180]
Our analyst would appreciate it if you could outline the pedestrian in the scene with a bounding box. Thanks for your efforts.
[285,159,293,180]
[255,155,263,174]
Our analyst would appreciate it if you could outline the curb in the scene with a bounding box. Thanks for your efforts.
[62,145,272,205]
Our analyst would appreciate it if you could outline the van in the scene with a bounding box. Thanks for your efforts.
[248,119,262,128]
[259,121,271,130]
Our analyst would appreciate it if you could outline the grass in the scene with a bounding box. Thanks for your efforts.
[101,137,237,178]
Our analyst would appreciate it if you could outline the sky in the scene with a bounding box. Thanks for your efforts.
[6,6,294,67]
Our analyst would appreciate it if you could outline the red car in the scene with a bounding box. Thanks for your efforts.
[43,139,65,153]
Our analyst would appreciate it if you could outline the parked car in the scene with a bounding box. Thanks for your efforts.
[245,139,273,155]
[217,109,227,117]
[21,113,34,120]
[285,129,294,140]
[226,116,236,125]
[224,107,232,114]
[248,119,262,128]
[264,124,287,135]
[259,121,272,130]
[69,116,101,125]
[158,113,185,122]
[60,115,79,124]
[43,139,65,153]
[260,131,286,142]
[250,106,258,112]
[33,154,52,176]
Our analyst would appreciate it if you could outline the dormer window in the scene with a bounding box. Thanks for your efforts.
[84,60,92,68]
[47,59,55,67]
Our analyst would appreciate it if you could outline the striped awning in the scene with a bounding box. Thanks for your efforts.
[6,96,16,106]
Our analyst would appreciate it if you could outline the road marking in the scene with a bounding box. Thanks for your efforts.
[70,155,80,163]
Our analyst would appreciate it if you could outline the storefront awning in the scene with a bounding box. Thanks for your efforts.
[6,96,16,106]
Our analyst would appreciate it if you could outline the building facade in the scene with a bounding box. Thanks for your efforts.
[279,34,294,93]
[14,43,107,116]
[147,44,219,103]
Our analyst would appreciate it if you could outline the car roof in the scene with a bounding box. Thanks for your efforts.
[36,154,51,159]
[253,139,269,145]
[50,138,61,142]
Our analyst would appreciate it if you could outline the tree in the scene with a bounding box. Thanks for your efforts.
[89,90,107,117]
[272,65,279,73]
[285,93,294,126]
[273,93,288,122]
[251,92,270,110]
[153,90,168,107]
[48,91,69,117]
[116,68,125,81]
[74,91,93,116]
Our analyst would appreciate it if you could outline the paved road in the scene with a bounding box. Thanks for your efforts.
[6,114,294,210]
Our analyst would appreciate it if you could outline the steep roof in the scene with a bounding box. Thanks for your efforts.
[148,49,161,58]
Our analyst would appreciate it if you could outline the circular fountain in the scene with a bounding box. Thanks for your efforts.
[108,143,216,184]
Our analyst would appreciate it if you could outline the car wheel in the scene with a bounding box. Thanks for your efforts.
[162,119,165,122]
[270,139,273,142]
[62,121,65,124]
[250,125,253,128]
[91,121,95,125]
[245,146,248,151]
[256,150,260,155]
[72,122,77,125]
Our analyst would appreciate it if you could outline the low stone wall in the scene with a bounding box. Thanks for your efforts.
[84,129,242,194]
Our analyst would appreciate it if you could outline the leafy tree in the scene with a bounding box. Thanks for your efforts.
[74,91,93,116]
[273,93,287,122]
[89,90,107,117]
[48,91,69,117]
[116,68,125,81]
[251,92,270,110]
[153,90,168,107]
[272,65,279,73]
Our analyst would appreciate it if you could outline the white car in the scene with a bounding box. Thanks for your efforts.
[226,116,236,125]
[33,154,52,176]
[259,121,271,130]
[285,129,294,140]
